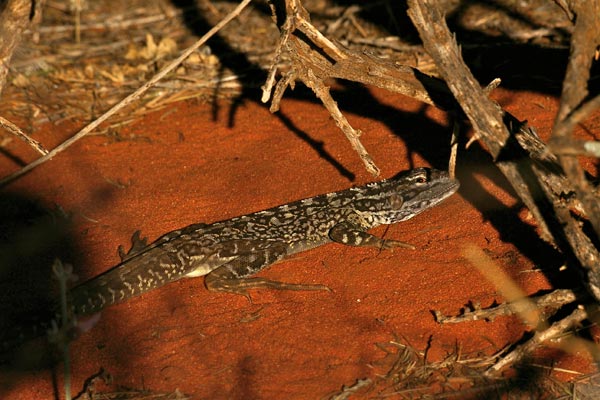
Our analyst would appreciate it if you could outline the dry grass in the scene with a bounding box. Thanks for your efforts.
[1,0,275,133]
[329,337,594,399]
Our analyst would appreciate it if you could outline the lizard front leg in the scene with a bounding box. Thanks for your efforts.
[329,221,415,250]
[204,242,330,297]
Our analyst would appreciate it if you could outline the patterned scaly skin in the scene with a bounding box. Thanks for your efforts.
[71,168,459,314]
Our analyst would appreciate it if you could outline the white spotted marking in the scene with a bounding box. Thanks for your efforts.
[185,265,212,277]
[108,287,116,303]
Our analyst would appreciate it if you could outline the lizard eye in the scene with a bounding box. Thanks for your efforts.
[415,176,427,184]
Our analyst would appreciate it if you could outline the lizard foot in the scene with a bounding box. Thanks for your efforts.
[118,230,149,261]
[380,239,416,250]
[205,276,331,298]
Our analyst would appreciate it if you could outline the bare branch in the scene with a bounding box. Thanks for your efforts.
[0,116,48,155]
[407,0,600,302]
[550,0,600,238]
[435,289,580,324]
[406,0,557,242]
[485,307,588,376]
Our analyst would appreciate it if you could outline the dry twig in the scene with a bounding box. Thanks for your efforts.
[406,0,600,299]
[0,115,48,155]
[263,0,378,175]
[262,0,472,176]
[407,1,557,243]
[406,0,600,374]
[435,289,580,324]
[485,307,588,376]
[550,0,600,245]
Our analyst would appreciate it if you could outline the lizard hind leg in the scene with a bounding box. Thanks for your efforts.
[204,254,331,298]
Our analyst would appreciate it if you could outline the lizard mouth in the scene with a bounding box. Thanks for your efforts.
[366,170,460,226]
[393,174,460,222]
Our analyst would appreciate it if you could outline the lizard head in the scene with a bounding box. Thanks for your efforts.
[354,168,460,226]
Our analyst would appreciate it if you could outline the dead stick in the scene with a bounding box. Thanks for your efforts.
[484,307,587,376]
[406,0,556,241]
[435,288,580,324]
[0,0,252,187]
[406,1,509,156]
[550,0,600,237]
[0,116,48,155]
[303,68,379,176]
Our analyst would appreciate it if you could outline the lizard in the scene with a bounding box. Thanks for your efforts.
[69,167,459,315]
[0,167,459,355]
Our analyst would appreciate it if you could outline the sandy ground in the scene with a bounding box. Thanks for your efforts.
[0,81,597,398]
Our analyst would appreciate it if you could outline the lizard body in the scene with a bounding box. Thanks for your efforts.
[71,168,459,314]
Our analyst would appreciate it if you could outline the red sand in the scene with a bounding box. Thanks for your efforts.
[0,86,596,398]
